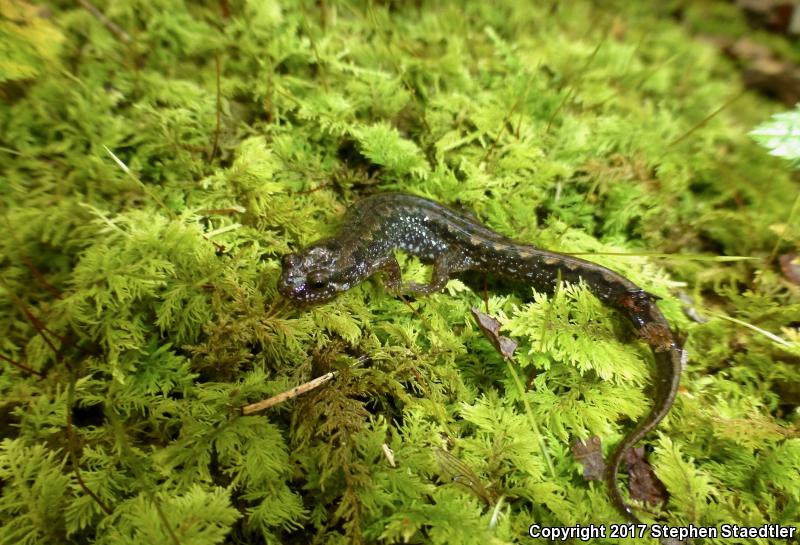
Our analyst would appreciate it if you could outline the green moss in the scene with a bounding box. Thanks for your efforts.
[1,0,798,544]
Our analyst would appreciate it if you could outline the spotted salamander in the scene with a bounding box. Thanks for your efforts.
[278,192,683,523]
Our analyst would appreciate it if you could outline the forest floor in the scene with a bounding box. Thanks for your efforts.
[1,1,798,544]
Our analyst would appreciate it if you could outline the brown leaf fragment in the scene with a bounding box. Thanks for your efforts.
[572,436,605,481]
[779,253,800,284]
[737,0,798,35]
[624,446,668,505]
[470,307,517,359]
[724,38,800,105]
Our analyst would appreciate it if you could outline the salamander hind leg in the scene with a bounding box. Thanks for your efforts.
[379,255,404,291]
[404,252,459,294]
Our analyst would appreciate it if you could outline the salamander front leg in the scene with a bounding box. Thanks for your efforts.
[379,253,459,295]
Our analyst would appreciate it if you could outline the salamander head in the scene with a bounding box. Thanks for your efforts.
[278,243,353,304]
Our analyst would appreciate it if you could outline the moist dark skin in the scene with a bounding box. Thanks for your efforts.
[278,192,683,524]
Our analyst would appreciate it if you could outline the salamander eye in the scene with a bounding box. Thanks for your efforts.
[307,270,328,290]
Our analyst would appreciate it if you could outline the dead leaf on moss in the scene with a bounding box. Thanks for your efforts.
[737,0,799,35]
[571,436,605,481]
[724,38,800,105]
[624,446,668,505]
[471,307,517,360]
[779,253,800,284]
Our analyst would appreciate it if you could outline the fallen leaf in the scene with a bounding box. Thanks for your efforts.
[572,436,605,481]
[471,307,517,359]
[737,0,798,35]
[624,446,668,505]
[725,38,800,105]
[779,253,800,284]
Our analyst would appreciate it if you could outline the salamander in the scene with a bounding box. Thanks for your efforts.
[278,192,683,523]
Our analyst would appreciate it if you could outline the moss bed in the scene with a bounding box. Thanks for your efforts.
[1,1,798,544]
